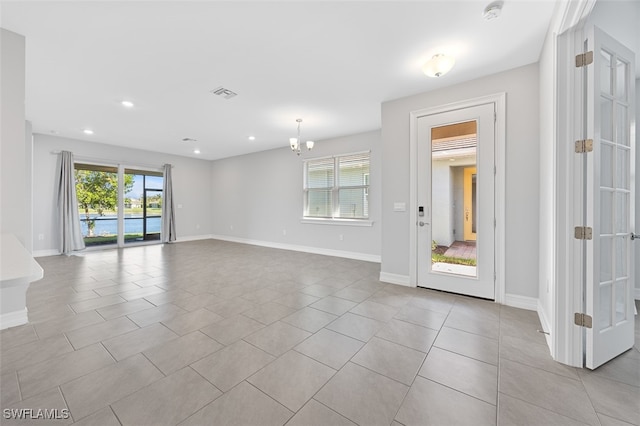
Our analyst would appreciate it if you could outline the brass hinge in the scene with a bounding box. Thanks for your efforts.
[575,51,594,67]
[575,139,593,153]
[574,313,593,328]
[574,226,593,240]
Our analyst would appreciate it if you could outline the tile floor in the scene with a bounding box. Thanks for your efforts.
[1,240,638,425]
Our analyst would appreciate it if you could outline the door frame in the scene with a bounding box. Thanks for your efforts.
[409,93,506,304]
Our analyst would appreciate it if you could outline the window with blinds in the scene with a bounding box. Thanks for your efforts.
[304,152,370,220]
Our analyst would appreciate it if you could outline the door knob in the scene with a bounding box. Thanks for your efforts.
[632,233,638,241]
[419,221,426,227]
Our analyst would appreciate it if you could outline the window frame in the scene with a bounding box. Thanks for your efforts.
[302,150,373,226]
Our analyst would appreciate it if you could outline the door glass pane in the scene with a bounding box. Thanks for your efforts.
[75,164,119,247]
[124,173,143,243]
[616,104,629,146]
[430,120,477,277]
[145,190,162,241]
[600,237,612,283]
[600,190,613,234]
[600,98,613,141]
[615,58,627,100]
[124,172,163,243]
[146,175,163,190]
[600,143,613,188]
[615,193,628,234]
[615,280,627,324]
[599,283,612,330]
[615,236,626,278]
[600,50,612,96]
[615,148,629,189]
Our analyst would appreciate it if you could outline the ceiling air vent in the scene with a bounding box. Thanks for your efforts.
[181,138,197,142]
[211,86,238,99]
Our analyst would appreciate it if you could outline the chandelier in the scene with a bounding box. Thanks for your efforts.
[289,118,314,155]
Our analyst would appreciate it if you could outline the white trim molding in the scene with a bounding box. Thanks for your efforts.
[408,93,507,304]
[504,294,538,311]
[379,272,411,287]
[176,234,214,243]
[0,308,29,330]
[210,235,381,263]
[33,249,61,258]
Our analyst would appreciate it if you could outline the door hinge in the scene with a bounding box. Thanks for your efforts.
[574,226,593,240]
[575,51,594,67]
[574,313,593,328]
[493,165,496,176]
[494,218,496,228]
[574,139,593,153]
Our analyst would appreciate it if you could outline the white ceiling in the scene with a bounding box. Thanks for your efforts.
[1,1,560,160]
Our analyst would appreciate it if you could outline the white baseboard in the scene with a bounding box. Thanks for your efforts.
[175,234,214,243]
[504,293,538,311]
[0,308,29,330]
[210,235,381,263]
[379,272,411,287]
[33,249,60,258]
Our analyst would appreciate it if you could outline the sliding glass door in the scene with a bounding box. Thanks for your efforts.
[124,169,163,243]
[74,163,163,247]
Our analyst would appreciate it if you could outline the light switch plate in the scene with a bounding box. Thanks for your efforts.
[393,202,406,212]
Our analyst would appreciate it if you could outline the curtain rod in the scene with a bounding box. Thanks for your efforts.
[50,151,172,170]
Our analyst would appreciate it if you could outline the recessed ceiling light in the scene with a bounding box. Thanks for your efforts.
[121,100,134,108]
[83,129,94,135]
[248,136,256,141]
[193,149,201,154]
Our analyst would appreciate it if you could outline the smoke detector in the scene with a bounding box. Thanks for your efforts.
[483,1,503,20]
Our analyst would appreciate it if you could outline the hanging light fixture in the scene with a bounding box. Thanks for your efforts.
[289,118,314,155]
[422,54,456,78]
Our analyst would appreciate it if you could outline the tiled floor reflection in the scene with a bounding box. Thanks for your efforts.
[1,240,638,425]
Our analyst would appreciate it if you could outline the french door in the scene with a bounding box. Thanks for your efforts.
[583,26,636,369]
[416,103,496,299]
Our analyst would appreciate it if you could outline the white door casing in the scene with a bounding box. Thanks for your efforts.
[583,26,636,369]
[416,103,496,299]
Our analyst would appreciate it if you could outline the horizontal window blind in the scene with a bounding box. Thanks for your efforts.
[303,152,370,220]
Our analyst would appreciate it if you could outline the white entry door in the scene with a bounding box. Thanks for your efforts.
[416,103,495,299]
[584,26,636,369]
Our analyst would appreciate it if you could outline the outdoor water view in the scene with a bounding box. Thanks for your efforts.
[75,164,163,246]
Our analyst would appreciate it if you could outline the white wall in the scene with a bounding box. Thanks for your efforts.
[210,131,381,261]
[32,134,213,255]
[0,29,28,247]
[381,63,540,298]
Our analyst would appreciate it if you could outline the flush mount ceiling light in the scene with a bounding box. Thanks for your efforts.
[483,1,503,20]
[289,119,314,156]
[422,54,455,78]
[193,149,201,154]
[248,136,256,141]
[121,100,134,108]
[83,129,94,135]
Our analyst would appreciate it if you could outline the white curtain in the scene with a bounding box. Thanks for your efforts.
[162,164,176,243]
[56,151,85,254]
